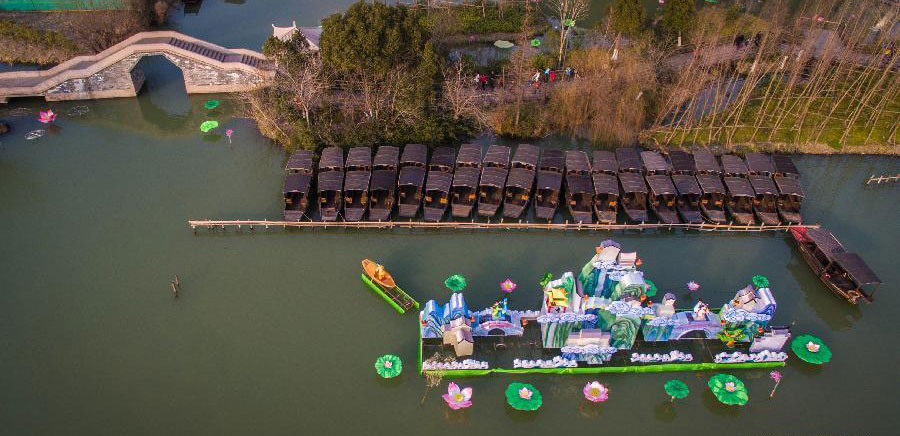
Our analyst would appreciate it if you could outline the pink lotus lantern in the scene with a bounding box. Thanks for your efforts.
[500,278,517,293]
[583,381,609,403]
[38,109,57,124]
[442,382,473,410]
[687,281,700,292]
[225,129,234,143]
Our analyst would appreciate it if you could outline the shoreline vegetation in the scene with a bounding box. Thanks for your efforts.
[245,0,898,155]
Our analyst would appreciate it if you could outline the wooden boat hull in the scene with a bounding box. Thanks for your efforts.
[700,205,727,224]
[451,202,474,218]
[423,205,447,222]
[283,208,306,222]
[344,206,366,222]
[535,204,558,221]
[676,205,704,224]
[502,201,528,219]
[368,205,392,221]
[778,207,802,224]
[477,202,501,217]
[791,236,870,304]
[651,205,681,224]
[594,207,616,224]
[568,208,594,224]
[622,207,649,223]
[362,259,396,289]
[754,209,781,225]
[725,204,755,225]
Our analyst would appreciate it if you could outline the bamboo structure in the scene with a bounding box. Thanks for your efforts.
[189,219,819,232]
[865,174,900,184]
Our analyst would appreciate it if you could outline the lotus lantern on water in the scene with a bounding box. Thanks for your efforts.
[805,341,820,352]
[505,383,542,411]
[374,354,402,378]
[442,382,473,410]
[791,335,832,365]
[38,109,56,124]
[583,381,609,403]
[500,278,517,293]
[687,281,700,292]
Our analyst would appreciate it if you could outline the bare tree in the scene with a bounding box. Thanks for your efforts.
[443,59,488,127]
[545,0,590,67]
[272,55,327,126]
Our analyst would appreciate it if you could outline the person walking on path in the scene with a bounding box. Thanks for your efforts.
[479,73,488,90]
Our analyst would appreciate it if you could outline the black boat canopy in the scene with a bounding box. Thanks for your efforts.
[749,174,778,195]
[507,168,536,189]
[484,145,511,167]
[720,155,748,176]
[567,174,593,194]
[537,171,563,190]
[641,151,672,174]
[426,171,453,193]
[346,147,372,169]
[616,147,644,172]
[512,144,540,168]
[283,172,311,193]
[672,174,702,195]
[480,166,508,188]
[371,170,397,190]
[430,146,456,170]
[831,252,882,285]
[286,150,314,172]
[745,153,776,175]
[565,150,592,174]
[456,143,482,166]
[345,172,370,191]
[619,172,647,193]
[373,146,400,169]
[592,173,619,195]
[696,173,726,194]
[774,176,805,197]
[591,150,618,174]
[319,146,344,170]
[646,175,676,195]
[453,166,480,188]
[668,150,696,174]
[804,228,845,260]
[723,176,753,197]
[399,166,426,186]
[401,144,428,166]
[540,149,565,172]
[772,155,800,178]
[692,147,722,174]
[317,171,343,191]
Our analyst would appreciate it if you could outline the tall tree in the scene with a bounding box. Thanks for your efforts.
[545,0,590,67]
[609,0,645,38]
[661,0,696,47]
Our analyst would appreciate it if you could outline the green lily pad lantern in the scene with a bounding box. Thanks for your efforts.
[375,354,403,378]
[530,38,541,47]
[203,99,220,110]
[665,380,690,402]
[505,383,542,411]
[539,272,554,288]
[707,374,748,406]
[752,275,769,289]
[200,120,219,133]
[444,274,467,292]
[644,279,658,298]
[790,334,832,365]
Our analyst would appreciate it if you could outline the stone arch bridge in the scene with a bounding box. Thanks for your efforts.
[0,31,274,103]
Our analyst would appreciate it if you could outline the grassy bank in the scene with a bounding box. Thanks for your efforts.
[0,19,79,64]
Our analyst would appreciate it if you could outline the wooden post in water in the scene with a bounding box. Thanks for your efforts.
[170,281,179,299]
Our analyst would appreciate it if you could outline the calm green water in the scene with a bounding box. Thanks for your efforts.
[2,2,899,435]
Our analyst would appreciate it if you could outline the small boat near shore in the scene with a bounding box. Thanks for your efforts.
[450,144,482,219]
[672,174,704,224]
[398,144,428,218]
[721,154,750,178]
[592,150,619,224]
[618,172,648,222]
[317,146,344,222]
[423,146,456,222]
[749,174,781,225]
[283,150,313,221]
[361,259,420,314]
[343,147,372,222]
[642,151,679,224]
[503,144,539,219]
[775,175,804,224]
[773,155,800,179]
[534,149,564,221]
[477,145,511,217]
[369,146,400,221]
[565,150,595,223]
[723,176,756,225]
[691,147,722,175]
[696,173,727,223]
[745,152,776,176]
[790,228,882,304]
[668,150,696,175]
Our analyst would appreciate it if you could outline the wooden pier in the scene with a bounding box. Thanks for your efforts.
[865,174,900,185]
[189,219,820,233]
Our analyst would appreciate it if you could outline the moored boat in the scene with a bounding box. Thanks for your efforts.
[721,154,749,178]
[591,150,619,224]
[640,150,672,176]
[772,154,800,179]
[696,173,727,223]
[668,150,696,175]
[564,150,595,223]
[646,174,681,224]
[534,149,564,220]
[723,176,755,225]
[368,146,400,221]
[343,146,372,222]
[477,145,511,217]
[283,150,313,221]
[362,258,396,289]
[616,147,645,174]
[774,175,804,224]
[450,144,482,219]
[672,174,704,224]
[748,174,780,225]
[397,144,428,218]
[591,150,618,175]
[691,147,722,175]
[503,144,539,219]
[790,228,882,304]
[317,146,344,222]
[745,152,776,176]
[618,172,648,222]
[423,146,456,222]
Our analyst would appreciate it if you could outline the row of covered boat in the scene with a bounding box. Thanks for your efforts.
[282,145,805,225]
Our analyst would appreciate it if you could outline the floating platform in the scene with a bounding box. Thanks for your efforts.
[360,274,419,314]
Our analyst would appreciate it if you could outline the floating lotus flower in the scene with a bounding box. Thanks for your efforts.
[790,335,831,365]
[444,274,467,292]
[583,381,609,403]
[442,382,473,410]
[200,120,219,133]
[687,281,700,292]
[374,354,402,378]
[707,374,748,406]
[500,278,517,293]
[225,129,234,143]
[505,383,542,411]
[203,99,220,110]
[38,109,56,124]
[769,370,782,398]
[665,380,690,402]
[752,275,769,289]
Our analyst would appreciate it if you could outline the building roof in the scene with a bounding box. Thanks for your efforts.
[724,176,753,196]
[696,173,725,194]
[592,173,619,195]
[672,174,702,195]
[618,172,647,193]
[646,175,676,195]
[271,22,322,50]
[591,150,618,174]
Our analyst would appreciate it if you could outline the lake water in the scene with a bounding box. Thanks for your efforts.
[1,2,899,435]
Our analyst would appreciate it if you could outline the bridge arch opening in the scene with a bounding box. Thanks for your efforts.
[132,55,191,118]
